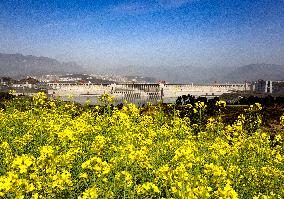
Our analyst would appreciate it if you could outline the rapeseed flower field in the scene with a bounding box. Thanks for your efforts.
[0,92,284,198]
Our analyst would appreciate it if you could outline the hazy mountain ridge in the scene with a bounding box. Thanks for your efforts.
[96,65,233,83]
[101,64,284,83]
[0,53,85,78]
[1,53,283,83]
[224,64,284,82]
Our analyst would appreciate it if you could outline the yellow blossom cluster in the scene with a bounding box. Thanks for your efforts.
[0,92,283,198]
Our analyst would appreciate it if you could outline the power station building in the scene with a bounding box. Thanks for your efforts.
[253,80,284,94]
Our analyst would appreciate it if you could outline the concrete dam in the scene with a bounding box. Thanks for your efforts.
[47,83,251,104]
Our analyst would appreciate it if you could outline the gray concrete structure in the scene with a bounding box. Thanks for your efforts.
[47,82,251,104]
[253,80,284,94]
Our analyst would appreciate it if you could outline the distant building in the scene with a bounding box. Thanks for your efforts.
[253,80,266,93]
[272,81,284,94]
[253,80,284,94]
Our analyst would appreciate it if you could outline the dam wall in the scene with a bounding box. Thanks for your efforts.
[47,83,251,103]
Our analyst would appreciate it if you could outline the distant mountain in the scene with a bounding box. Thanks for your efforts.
[224,64,284,82]
[2,53,283,83]
[0,53,85,78]
[97,64,284,83]
[96,65,233,84]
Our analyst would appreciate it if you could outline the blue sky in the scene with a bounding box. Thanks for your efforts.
[0,0,284,68]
